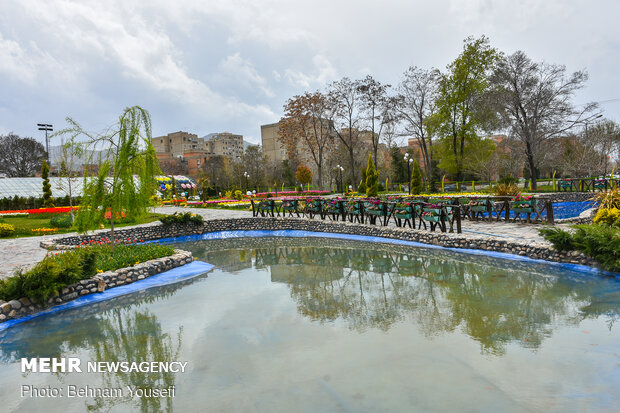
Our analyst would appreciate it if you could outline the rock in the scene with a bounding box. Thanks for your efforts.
[79,290,89,296]
[97,279,106,293]
[0,302,11,314]
[62,292,78,301]
[19,297,31,306]
[0,314,6,321]
[8,299,22,310]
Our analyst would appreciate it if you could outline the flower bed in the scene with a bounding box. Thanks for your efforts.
[0,207,78,215]
[254,190,330,198]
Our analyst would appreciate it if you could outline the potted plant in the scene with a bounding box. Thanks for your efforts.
[512,194,534,213]
[393,202,412,219]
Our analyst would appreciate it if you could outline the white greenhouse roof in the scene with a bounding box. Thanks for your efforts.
[0,177,86,198]
[0,175,195,199]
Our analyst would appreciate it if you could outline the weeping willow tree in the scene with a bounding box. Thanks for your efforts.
[57,106,159,246]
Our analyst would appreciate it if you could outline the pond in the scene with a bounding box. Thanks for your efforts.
[0,237,618,412]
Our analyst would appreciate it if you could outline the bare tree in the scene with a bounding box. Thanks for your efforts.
[491,50,596,189]
[279,92,334,188]
[0,134,46,177]
[328,78,362,188]
[392,66,440,185]
[357,75,391,169]
[588,119,620,175]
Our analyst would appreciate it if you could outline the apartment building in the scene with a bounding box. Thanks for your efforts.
[261,122,288,163]
[154,131,245,176]
[206,132,244,159]
[153,131,204,158]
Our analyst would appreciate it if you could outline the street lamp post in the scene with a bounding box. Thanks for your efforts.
[336,164,344,194]
[243,172,249,191]
[37,123,53,161]
[404,153,414,195]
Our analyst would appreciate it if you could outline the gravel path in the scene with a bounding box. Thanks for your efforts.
[0,206,563,280]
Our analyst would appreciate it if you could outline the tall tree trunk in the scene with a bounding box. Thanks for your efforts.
[525,141,537,191]
[349,146,356,189]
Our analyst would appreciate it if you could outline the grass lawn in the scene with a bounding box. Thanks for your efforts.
[0,213,165,238]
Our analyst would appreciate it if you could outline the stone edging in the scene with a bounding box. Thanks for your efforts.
[43,217,598,269]
[0,249,193,324]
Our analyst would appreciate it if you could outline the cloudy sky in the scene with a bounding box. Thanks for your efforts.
[1,0,619,146]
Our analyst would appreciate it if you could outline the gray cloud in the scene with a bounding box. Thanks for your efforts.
[1,0,618,144]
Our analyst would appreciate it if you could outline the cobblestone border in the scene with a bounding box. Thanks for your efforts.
[43,217,598,269]
[0,249,193,324]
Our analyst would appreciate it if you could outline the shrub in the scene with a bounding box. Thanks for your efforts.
[493,183,520,196]
[365,154,379,197]
[224,190,234,199]
[593,188,620,210]
[0,248,97,304]
[159,212,203,226]
[0,242,174,304]
[593,207,620,228]
[539,223,620,272]
[50,214,73,228]
[538,227,575,251]
[572,224,620,272]
[0,223,15,237]
[358,167,367,194]
[498,175,518,186]
[411,159,423,195]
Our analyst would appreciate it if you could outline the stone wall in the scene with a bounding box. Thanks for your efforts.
[0,250,192,324]
[44,218,597,268]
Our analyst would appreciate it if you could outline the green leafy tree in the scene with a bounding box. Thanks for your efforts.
[365,154,379,197]
[434,36,501,180]
[41,159,54,207]
[389,146,407,184]
[58,106,160,246]
[410,159,424,194]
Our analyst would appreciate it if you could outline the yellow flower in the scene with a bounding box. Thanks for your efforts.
[97,269,103,273]
[135,261,140,265]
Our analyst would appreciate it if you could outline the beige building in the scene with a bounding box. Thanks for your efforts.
[153,131,203,158]
[207,132,244,159]
[261,122,288,163]
[154,130,245,176]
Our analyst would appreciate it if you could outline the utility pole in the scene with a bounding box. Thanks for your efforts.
[37,123,53,161]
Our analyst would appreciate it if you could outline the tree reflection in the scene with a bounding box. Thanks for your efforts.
[0,279,189,412]
[198,238,620,355]
[86,308,182,413]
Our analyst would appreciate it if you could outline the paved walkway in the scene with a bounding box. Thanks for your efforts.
[0,206,565,280]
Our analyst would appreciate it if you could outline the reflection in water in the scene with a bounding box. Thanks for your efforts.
[0,237,618,412]
[0,276,194,412]
[188,237,620,355]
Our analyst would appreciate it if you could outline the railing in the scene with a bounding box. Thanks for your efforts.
[250,195,560,234]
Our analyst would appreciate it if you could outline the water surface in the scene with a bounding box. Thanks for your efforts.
[0,237,618,412]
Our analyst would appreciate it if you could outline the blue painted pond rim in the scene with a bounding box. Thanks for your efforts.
[0,261,214,332]
[151,230,620,279]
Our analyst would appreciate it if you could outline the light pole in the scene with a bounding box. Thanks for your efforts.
[37,123,53,161]
[243,171,249,191]
[404,153,413,195]
[336,164,344,194]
